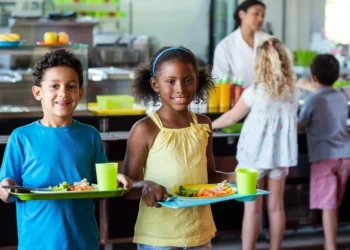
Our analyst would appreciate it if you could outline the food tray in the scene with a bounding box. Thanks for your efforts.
[158,184,269,209]
[12,188,124,201]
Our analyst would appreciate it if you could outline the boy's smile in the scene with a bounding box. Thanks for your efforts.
[32,66,84,127]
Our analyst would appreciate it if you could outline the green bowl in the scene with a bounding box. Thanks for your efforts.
[334,81,350,88]
[221,123,243,133]
[294,50,317,67]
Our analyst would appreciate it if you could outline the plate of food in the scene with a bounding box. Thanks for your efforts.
[159,181,270,209]
[170,180,237,199]
[31,178,97,194]
[11,179,124,200]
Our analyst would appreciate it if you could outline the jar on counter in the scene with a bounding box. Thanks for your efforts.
[219,77,231,112]
[208,84,220,113]
[234,78,244,104]
[230,77,237,108]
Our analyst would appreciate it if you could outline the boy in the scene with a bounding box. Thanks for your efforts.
[0,49,132,250]
[298,54,350,250]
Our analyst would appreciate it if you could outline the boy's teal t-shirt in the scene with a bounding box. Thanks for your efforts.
[0,120,108,250]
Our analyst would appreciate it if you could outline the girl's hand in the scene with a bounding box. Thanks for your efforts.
[141,181,168,208]
[117,174,133,193]
[0,178,17,203]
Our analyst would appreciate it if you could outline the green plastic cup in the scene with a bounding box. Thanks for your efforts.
[95,163,118,191]
[236,168,258,195]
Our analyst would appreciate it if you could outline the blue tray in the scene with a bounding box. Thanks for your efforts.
[158,184,270,209]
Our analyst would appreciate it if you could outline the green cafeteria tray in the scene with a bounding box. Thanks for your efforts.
[11,188,124,201]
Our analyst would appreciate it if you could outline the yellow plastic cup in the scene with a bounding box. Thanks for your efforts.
[236,168,258,195]
[95,163,118,191]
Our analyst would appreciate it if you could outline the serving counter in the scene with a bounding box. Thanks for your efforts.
[0,112,349,250]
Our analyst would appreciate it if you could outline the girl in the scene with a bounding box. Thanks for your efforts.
[212,37,299,250]
[123,46,235,250]
[212,0,269,87]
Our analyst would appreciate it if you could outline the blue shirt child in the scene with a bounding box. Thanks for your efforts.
[0,120,107,250]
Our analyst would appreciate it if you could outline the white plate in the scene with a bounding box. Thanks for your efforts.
[31,189,98,194]
[31,184,98,194]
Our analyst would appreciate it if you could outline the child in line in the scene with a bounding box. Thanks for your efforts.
[212,37,299,250]
[123,46,235,250]
[0,49,132,250]
[298,54,350,250]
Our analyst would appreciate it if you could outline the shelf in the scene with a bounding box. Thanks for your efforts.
[0,43,88,55]
[55,3,121,12]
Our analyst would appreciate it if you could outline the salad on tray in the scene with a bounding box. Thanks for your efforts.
[49,178,96,192]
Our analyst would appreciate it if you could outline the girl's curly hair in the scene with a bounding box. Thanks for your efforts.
[255,37,296,100]
[131,46,215,105]
[32,49,83,87]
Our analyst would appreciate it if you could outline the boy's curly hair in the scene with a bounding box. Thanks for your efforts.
[255,37,296,100]
[131,46,215,105]
[32,49,83,87]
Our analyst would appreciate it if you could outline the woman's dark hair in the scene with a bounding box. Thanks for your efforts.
[131,46,215,105]
[33,49,84,87]
[310,54,339,86]
[233,0,266,30]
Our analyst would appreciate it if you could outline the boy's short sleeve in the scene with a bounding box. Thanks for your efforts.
[298,95,314,126]
[95,136,108,164]
[91,132,108,184]
[0,134,23,185]
[241,87,255,107]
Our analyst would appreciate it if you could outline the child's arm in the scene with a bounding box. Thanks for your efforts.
[298,93,315,131]
[212,95,250,130]
[198,115,236,183]
[123,119,168,207]
[117,174,132,193]
[0,134,23,203]
[296,78,317,93]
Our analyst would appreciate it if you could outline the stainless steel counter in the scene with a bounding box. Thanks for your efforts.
[0,131,238,145]
[0,109,93,119]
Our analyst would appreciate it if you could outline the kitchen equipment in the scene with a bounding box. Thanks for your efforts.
[0,69,22,82]
[94,32,150,67]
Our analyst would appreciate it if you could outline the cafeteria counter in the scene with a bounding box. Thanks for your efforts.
[0,115,349,250]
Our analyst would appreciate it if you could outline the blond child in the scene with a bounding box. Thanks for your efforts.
[213,37,299,250]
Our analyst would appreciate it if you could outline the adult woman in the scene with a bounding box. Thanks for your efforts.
[212,0,269,87]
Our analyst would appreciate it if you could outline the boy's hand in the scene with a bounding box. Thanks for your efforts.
[117,174,132,193]
[141,181,168,208]
[0,178,17,203]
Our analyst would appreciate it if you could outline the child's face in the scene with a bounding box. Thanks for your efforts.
[151,60,197,112]
[32,66,84,124]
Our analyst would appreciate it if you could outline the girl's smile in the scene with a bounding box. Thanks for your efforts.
[172,96,190,104]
